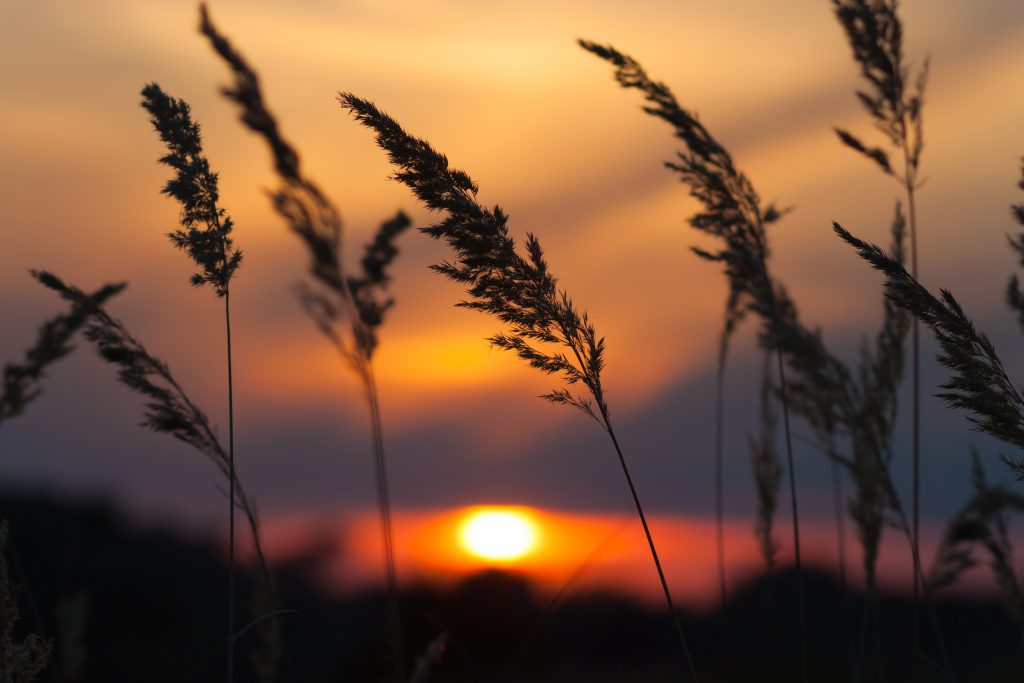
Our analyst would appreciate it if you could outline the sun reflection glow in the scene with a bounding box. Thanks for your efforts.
[458,508,539,562]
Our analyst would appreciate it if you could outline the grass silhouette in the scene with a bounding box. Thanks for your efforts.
[831,0,930,645]
[1,283,124,427]
[836,222,1024,479]
[578,37,958,679]
[31,270,278,669]
[140,82,247,683]
[7,3,1024,681]
[338,91,701,682]
[199,6,412,678]
[580,38,810,678]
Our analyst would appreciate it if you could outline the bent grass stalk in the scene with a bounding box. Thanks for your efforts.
[1,283,124,427]
[139,83,245,682]
[578,40,953,676]
[31,271,275,632]
[199,7,412,678]
[579,39,808,679]
[0,282,123,683]
[338,91,700,682]
[831,0,929,643]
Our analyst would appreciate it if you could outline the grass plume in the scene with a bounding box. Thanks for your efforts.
[832,0,927,184]
[1,283,124,426]
[579,41,950,675]
[140,81,247,682]
[199,7,411,678]
[579,38,807,678]
[832,0,929,634]
[337,91,699,681]
[140,83,242,296]
[835,221,1024,477]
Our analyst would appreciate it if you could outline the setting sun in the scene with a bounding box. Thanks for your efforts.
[458,508,540,562]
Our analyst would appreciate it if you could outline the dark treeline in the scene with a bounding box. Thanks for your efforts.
[2,491,1021,682]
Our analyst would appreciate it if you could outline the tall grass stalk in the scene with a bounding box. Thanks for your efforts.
[579,41,950,675]
[713,292,744,647]
[140,83,245,682]
[199,8,412,678]
[338,91,700,682]
[830,457,853,675]
[831,0,929,641]
[750,350,781,679]
[579,39,808,679]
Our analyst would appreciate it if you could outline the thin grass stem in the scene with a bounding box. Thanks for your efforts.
[600,409,699,682]
[904,158,923,652]
[831,459,853,680]
[365,363,405,682]
[225,289,236,683]
[714,359,728,656]
[772,332,807,683]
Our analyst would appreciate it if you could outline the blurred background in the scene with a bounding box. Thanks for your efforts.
[3,2,1024,666]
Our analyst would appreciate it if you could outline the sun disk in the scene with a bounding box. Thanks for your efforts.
[459,508,539,562]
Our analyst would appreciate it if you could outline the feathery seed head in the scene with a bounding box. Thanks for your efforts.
[141,83,242,296]
[339,92,607,422]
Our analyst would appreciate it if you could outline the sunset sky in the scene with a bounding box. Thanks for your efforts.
[3,0,1024,604]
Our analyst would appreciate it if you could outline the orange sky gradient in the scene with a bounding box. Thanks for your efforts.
[3,1,1024,604]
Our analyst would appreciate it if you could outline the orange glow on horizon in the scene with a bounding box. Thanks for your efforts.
[250,506,980,613]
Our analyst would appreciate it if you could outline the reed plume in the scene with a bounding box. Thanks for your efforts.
[579,39,807,677]
[1,283,124,426]
[337,91,699,681]
[832,0,929,632]
[0,520,51,683]
[835,222,1024,478]
[579,42,948,675]
[140,84,242,296]
[140,82,247,682]
[199,7,411,678]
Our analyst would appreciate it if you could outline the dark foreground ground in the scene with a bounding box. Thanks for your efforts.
[2,491,1021,682]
